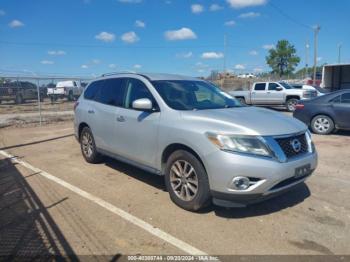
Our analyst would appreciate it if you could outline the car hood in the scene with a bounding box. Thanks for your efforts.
[180,106,307,136]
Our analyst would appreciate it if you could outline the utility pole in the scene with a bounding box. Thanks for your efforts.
[338,42,342,64]
[305,40,310,79]
[223,34,227,74]
[313,25,320,85]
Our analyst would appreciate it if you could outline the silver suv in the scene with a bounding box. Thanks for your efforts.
[74,73,318,211]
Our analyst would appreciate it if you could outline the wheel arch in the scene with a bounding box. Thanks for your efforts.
[161,143,206,175]
[78,122,90,140]
[286,95,300,101]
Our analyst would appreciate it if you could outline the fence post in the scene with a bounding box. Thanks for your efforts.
[36,79,42,126]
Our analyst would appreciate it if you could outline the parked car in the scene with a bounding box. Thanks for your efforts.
[47,80,84,102]
[237,73,256,79]
[230,81,318,112]
[0,80,44,104]
[74,73,317,211]
[291,84,328,96]
[293,90,350,135]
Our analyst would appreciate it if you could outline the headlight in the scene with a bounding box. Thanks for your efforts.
[305,130,315,153]
[206,133,272,157]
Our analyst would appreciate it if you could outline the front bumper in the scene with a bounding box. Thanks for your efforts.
[205,149,318,207]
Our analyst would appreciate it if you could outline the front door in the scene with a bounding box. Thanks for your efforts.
[114,78,160,168]
[333,92,350,129]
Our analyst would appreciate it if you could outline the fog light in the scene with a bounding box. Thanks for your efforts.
[232,176,250,190]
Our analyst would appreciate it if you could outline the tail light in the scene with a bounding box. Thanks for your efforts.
[74,101,79,111]
[295,104,305,110]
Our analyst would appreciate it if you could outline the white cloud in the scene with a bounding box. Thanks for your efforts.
[135,20,145,28]
[239,12,260,18]
[317,57,322,62]
[209,4,223,11]
[9,19,24,28]
[226,0,266,8]
[40,60,54,65]
[235,64,245,70]
[249,50,258,56]
[201,52,224,59]
[165,27,197,41]
[224,20,236,27]
[118,0,142,3]
[191,4,204,14]
[92,59,101,64]
[81,64,89,69]
[121,31,139,43]
[109,64,117,69]
[254,68,263,73]
[177,52,193,58]
[262,44,274,50]
[0,10,5,16]
[133,64,142,69]
[95,31,116,42]
[48,50,66,56]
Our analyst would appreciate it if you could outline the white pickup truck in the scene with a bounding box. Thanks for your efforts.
[47,80,84,102]
[229,81,318,112]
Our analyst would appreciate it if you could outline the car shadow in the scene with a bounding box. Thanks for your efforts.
[103,157,311,218]
[334,130,350,136]
[0,157,78,259]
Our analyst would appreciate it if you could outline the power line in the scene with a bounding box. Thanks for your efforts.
[0,40,247,49]
[268,1,313,30]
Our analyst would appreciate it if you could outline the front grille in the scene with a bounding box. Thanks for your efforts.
[275,134,308,158]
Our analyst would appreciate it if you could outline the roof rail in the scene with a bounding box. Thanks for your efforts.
[100,71,151,81]
[101,71,136,77]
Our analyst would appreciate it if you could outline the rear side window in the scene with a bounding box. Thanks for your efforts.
[341,93,350,104]
[268,83,279,91]
[84,80,104,100]
[96,78,126,107]
[254,83,266,91]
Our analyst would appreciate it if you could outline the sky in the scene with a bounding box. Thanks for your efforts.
[0,0,349,78]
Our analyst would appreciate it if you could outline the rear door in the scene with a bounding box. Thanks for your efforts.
[113,77,160,168]
[251,83,267,104]
[91,78,126,152]
[332,92,350,128]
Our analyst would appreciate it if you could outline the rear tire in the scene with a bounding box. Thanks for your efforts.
[68,91,74,101]
[15,94,23,104]
[237,97,246,105]
[80,127,103,163]
[164,150,211,211]
[311,115,334,135]
[286,98,298,112]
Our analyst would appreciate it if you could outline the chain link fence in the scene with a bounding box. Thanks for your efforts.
[0,75,93,127]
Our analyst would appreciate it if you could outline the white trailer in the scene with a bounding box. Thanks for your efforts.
[321,63,350,91]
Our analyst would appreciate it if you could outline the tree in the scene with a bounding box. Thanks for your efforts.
[266,40,300,77]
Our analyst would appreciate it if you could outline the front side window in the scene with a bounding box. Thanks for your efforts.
[95,78,126,107]
[268,83,279,91]
[124,78,157,109]
[254,83,266,91]
[151,80,241,110]
[84,80,104,100]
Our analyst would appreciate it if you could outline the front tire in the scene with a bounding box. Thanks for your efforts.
[15,94,23,104]
[237,97,246,105]
[286,98,298,112]
[80,127,102,163]
[164,150,211,211]
[311,115,334,135]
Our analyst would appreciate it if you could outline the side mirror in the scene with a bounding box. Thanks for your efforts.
[132,98,153,111]
[276,86,283,91]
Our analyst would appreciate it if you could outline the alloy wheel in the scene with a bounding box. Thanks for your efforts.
[81,132,94,158]
[314,117,330,133]
[170,160,199,201]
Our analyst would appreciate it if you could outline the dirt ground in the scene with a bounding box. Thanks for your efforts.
[0,98,74,114]
[0,120,349,258]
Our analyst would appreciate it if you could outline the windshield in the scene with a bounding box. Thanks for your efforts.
[151,80,241,110]
[279,82,293,89]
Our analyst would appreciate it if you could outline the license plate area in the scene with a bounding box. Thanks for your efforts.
[294,164,311,179]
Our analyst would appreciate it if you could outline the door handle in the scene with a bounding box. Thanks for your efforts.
[116,115,125,122]
[267,91,271,94]
[88,110,95,114]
